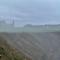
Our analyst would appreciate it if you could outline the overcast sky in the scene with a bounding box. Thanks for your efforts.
[0,0,60,26]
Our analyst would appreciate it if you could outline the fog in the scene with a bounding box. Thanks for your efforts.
[0,0,60,26]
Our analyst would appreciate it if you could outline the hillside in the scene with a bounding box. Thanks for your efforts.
[0,32,60,60]
[0,36,31,60]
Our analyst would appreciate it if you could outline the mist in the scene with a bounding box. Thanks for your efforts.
[0,0,60,26]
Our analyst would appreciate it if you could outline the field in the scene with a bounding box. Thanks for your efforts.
[0,32,60,60]
[0,35,31,60]
[0,27,60,32]
[0,25,60,60]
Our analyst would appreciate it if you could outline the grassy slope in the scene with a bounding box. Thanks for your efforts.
[0,36,31,60]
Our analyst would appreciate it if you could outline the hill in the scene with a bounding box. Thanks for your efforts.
[0,36,31,60]
[0,32,60,60]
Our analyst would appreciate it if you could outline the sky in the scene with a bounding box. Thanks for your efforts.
[0,0,60,26]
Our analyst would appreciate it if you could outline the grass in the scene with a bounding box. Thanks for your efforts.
[0,36,31,60]
[0,27,60,33]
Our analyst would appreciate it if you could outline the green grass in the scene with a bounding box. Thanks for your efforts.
[0,27,60,32]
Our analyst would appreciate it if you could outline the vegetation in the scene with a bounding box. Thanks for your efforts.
[0,36,31,60]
